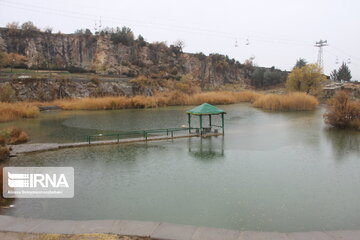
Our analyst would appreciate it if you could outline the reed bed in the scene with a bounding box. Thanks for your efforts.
[0,91,319,122]
[54,90,264,111]
[0,102,39,122]
[252,92,319,111]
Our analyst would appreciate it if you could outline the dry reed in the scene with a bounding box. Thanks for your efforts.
[0,102,39,122]
[252,92,319,111]
[54,90,263,111]
[0,90,319,122]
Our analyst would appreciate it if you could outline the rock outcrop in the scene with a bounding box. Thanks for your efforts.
[0,78,133,101]
[0,28,248,88]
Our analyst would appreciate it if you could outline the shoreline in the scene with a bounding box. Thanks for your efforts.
[0,215,358,240]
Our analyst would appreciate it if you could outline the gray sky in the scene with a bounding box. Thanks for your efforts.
[0,0,359,79]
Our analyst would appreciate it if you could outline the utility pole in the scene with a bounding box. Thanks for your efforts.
[314,39,328,72]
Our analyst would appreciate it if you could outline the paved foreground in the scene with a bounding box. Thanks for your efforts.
[0,215,359,240]
[0,232,148,240]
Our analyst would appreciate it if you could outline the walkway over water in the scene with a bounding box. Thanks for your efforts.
[10,130,222,155]
[0,215,358,240]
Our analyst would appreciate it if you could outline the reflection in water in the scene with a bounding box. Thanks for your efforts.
[188,137,224,160]
[324,128,360,160]
[1,104,360,232]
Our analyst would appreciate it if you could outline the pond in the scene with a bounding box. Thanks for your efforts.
[1,104,360,232]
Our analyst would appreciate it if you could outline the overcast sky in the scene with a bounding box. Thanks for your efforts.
[0,0,359,79]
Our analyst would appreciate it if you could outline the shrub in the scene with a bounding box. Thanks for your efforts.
[0,136,6,146]
[90,76,100,85]
[0,84,16,102]
[0,127,29,145]
[350,119,360,130]
[0,146,10,161]
[324,91,360,129]
[253,92,319,111]
[110,26,135,46]
[21,21,40,32]
[8,131,28,144]
[174,74,201,95]
[1,53,28,68]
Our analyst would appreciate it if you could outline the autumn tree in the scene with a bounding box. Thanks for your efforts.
[6,22,20,30]
[0,84,16,102]
[0,53,28,69]
[286,64,325,95]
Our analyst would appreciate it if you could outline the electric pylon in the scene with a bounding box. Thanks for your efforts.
[314,39,328,72]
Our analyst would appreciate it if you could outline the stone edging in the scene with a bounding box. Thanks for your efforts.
[0,215,359,240]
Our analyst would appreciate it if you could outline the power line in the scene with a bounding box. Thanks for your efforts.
[0,0,314,47]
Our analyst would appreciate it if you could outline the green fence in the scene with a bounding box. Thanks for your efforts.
[86,127,200,144]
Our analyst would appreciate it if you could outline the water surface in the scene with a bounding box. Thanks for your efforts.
[1,104,360,232]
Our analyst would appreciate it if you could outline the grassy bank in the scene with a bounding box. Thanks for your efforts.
[0,90,319,122]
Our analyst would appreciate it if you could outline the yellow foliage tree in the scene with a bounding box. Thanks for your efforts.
[4,53,28,67]
[0,51,28,69]
[286,64,325,95]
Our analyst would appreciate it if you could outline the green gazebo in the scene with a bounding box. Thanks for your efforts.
[187,103,226,135]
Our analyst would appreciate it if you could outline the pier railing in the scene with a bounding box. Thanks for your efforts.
[86,127,200,144]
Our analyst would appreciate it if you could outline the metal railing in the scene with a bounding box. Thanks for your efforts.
[86,127,200,144]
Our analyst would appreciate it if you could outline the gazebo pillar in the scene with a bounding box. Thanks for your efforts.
[221,113,225,135]
[199,115,203,134]
[209,115,212,129]
[187,113,191,133]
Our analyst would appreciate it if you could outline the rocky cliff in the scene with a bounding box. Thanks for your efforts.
[0,28,249,88]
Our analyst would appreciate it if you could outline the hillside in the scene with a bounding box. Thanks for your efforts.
[0,27,250,86]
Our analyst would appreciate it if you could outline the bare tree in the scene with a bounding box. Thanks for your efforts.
[174,40,185,51]
[6,22,20,30]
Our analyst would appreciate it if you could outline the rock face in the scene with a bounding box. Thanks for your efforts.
[0,79,133,101]
[0,28,248,88]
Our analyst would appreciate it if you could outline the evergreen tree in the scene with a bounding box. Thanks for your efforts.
[294,58,307,69]
[337,62,352,82]
[330,69,338,81]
